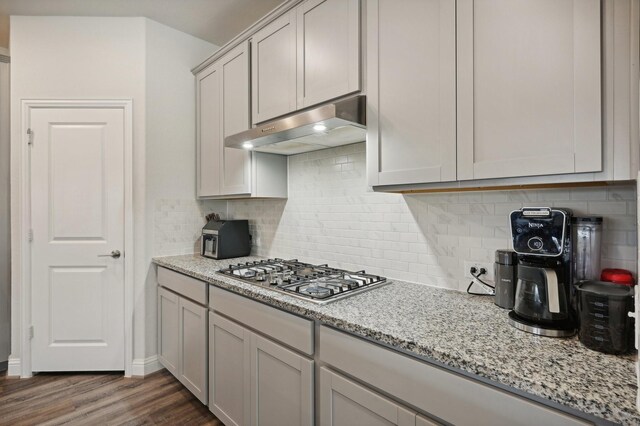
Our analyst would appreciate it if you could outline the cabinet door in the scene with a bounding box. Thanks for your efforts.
[296,0,360,109]
[251,12,297,125]
[209,312,251,426]
[179,296,208,404]
[367,0,456,186]
[320,368,416,426]
[196,64,222,197]
[157,287,179,376]
[456,0,602,180]
[221,41,252,195]
[250,333,314,426]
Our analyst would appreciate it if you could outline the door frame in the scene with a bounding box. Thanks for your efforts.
[17,99,134,377]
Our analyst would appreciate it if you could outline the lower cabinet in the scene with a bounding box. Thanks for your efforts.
[209,312,251,426]
[320,326,592,426]
[320,367,424,426]
[158,287,180,377]
[157,286,208,404]
[209,311,314,426]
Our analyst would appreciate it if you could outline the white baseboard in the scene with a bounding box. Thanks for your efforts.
[131,355,163,376]
[7,357,21,377]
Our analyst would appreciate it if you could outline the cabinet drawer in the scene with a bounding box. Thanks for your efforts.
[319,326,592,426]
[157,266,208,305]
[210,286,314,356]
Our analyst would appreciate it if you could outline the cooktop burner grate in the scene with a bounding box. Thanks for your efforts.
[217,259,389,304]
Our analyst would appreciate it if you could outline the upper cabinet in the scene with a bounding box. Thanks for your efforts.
[296,0,360,109]
[367,0,456,186]
[456,0,602,181]
[252,0,361,125]
[251,12,298,125]
[367,0,638,189]
[197,62,222,196]
[196,41,287,199]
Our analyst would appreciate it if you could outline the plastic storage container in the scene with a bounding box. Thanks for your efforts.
[576,280,635,354]
[572,217,603,282]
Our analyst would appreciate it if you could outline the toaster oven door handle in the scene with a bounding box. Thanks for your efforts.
[544,268,560,314]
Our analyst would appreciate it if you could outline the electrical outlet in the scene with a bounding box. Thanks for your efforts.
[464,261,494,282]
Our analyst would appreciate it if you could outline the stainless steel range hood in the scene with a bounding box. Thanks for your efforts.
[225,95,366,155]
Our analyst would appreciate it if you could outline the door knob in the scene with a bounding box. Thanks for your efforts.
[98,250,121,259]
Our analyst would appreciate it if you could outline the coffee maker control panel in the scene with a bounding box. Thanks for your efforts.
[510,207,571,257]
[527,236,544,251]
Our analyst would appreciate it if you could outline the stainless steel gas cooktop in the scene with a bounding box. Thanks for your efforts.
[217,259,389,304]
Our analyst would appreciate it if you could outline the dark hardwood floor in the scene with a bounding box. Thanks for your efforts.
[0,369,223,425]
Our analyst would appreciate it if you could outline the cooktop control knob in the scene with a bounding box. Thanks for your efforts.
[527,237,544,251]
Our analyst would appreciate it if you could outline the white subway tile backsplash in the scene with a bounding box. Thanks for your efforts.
[225,142,638,292]
[153,198,225,256]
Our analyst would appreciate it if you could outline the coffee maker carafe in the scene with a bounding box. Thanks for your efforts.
[508,207,576,337]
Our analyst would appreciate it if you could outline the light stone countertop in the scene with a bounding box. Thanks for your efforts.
[153,254,639,425]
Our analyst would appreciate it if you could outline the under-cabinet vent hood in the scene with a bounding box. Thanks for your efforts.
[225,95,366,155]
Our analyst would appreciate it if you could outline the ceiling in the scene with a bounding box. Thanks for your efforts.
[0,0,284,49]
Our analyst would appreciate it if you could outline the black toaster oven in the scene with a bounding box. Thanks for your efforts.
[201,219,250,260]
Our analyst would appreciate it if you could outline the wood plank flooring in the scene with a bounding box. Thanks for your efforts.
[0,369,223,425]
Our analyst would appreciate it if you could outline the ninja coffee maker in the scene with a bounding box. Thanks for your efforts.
[508,207,576,337]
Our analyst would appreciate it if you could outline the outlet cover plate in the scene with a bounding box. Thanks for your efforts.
[464,261,494,282]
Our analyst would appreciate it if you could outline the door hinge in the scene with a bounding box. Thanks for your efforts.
[28,229,33,242]
[27,128,33,146]
[29,326,34,340]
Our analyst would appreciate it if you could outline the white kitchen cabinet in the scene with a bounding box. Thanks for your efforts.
[157,287,179,377]
[250,332,314,426]
[209,312,250,426]
[196,63,222,197]
[296,0,360,109]
[178,296,208,404]
[320,326,592,426]
[320,367,418,426]
[367,0,638,190]
[366,0,457,186]
[208,305,314,426]
[197,41,288,199]
[251,12,297,125]
[252,0,361,125]
[157,268,208,404]
[210,288,315,425]
[220,41,252,195]
[456,0,602,180]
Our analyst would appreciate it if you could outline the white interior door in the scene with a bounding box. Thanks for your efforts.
[30,105,125,372]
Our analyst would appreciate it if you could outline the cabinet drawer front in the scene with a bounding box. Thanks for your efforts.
[158,266,207,305]
[211,286,314,355]
[319,326,592,426]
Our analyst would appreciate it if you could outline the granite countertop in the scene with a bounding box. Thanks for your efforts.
[153,254,639,425]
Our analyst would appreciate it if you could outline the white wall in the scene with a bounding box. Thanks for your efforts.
[228,143,638,291]
[0,46,10,366]
[10,16,146,374]
[9,16,218,374]
[144,19,217,357]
